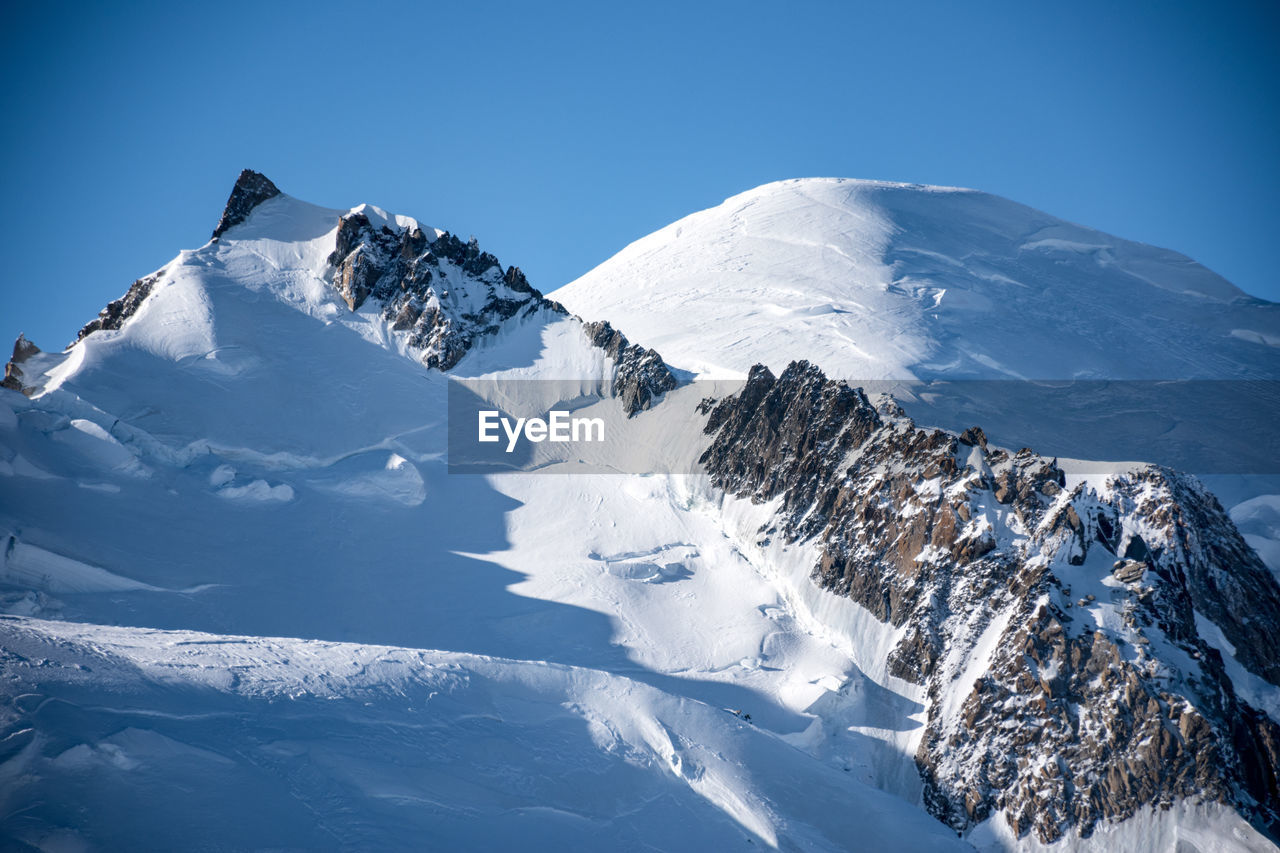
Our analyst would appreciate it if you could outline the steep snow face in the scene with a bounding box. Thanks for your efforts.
[552,178,1279,382]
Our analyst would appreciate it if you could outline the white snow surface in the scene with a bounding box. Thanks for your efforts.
[0,616,966,852]
[1232,493,1280,574]
[552,178,1279,382]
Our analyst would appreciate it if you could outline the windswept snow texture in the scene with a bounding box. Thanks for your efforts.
[0,618,968,852]
[552,178,1279,383]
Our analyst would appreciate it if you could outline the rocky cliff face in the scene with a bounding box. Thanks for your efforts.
[74,272,161,344]
[5,170,1277,847]
[211,169,280,239]
[19,173,678,403]
[701,360,1280,844]
[582,320,677,416]
[323,210,678,398]
[325,210,566,370]
[0,335,41,394]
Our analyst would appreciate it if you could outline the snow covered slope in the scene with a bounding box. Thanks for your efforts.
[0,617,971,852]
[552,178,1279,382]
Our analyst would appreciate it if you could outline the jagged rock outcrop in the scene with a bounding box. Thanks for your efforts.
[326,211,564,370]
[211,169,281,240]
[702,359,1280,844]
[1,334,40,394]
[11,335,39,362]
[57,172,676,400]
[582,320,677,416]
[73,170,279,345]
[75,272,161,343]
[324,212,677,393]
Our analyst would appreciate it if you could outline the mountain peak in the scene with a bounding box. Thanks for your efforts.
[552,175,1262,382]
[211,169,281,240]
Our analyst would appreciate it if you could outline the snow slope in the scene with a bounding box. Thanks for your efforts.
[552,178,1279,383]
[0,617,969,852]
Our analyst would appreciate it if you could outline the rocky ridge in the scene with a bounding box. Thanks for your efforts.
[211,168,280,239]
[701,360,1280,844]
[326,208,563,370]
[74,272,161,344]
[0,335,41,395]
[7,172,676,415]
[582,319,678,415]
[325,212,676,408]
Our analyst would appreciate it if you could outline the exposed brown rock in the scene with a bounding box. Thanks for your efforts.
[1,334,39,393]
[324,212,565,372]
[702,359,1280,844]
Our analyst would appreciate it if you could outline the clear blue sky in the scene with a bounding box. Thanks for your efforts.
[2,0,1277,350]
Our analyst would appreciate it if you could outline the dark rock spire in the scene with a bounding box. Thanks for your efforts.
[211,169,281,240]
[1,333,40,393]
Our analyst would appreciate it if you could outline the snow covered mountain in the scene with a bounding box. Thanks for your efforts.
[551,178,1279,383]
[2,172,1278,852]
